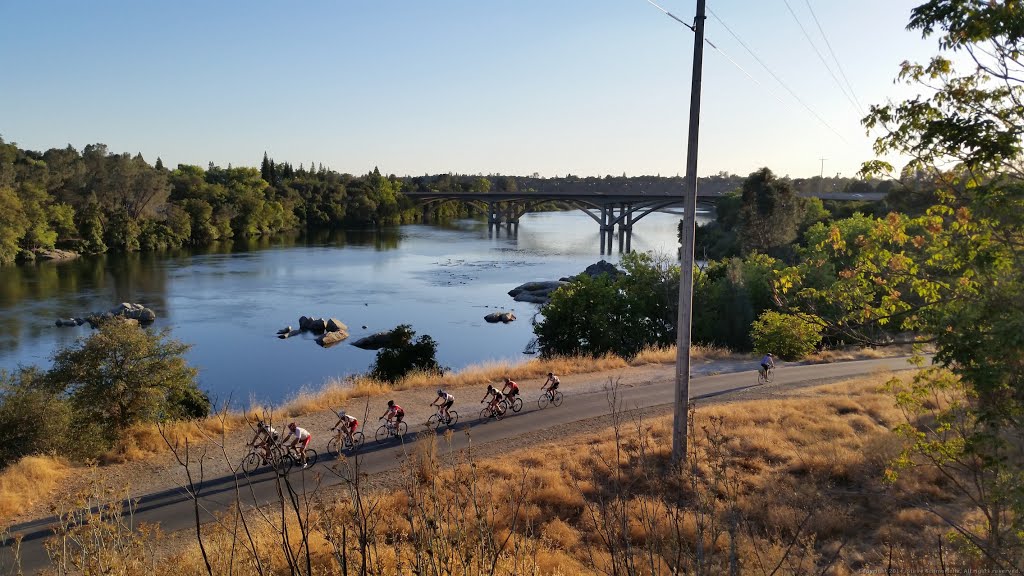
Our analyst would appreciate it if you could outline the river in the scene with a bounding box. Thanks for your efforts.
[0,210,707,406]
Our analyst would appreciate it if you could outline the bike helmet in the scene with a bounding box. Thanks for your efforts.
[437,389,444,396]
[547,372,553,377]
[387,400,395,407]
[337,410,346,419]
[487,384,494,391]
[288,422,296,430]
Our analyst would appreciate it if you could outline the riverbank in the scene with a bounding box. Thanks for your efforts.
[0,344,917,526]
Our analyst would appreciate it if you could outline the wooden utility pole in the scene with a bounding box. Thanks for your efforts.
[672,0,707,465]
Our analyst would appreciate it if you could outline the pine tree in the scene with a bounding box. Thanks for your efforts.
[260,152,272,183]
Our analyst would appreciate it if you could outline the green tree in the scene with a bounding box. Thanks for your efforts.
[0,368,74,466]
[534,253,681,358]
[47,320,208,443]
[370,325,445,383]
[0,187,27,264]
[750,311,822,360]
[738,168,801,255]
[777,1,1024,566]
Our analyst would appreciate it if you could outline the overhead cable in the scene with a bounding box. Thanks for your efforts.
[803,0,863,112]
[780,0,861,114]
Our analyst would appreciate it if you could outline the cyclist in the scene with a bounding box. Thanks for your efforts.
[480,384,504,414]
[431,389,455,423]
[759,353,775,382]
[330,410,359,446]
[281,422,312,468]
[501,377,520,403]
[252,420,279,464]
[542,372,560,400]
[379,400,405,431]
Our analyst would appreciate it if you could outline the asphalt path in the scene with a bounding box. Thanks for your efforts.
[5,356,916,572]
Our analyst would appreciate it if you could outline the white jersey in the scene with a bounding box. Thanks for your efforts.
[288,426,310,441]
[439,392,454,403]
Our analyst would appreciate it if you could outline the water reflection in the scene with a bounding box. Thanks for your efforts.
[0,211,702,404]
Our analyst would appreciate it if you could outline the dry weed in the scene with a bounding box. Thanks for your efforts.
[0,455,68,521]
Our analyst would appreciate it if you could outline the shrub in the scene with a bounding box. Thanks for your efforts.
[0,368,72,467]
[370,325,445,383]
[751,311,823,361]
[46,319,209,447]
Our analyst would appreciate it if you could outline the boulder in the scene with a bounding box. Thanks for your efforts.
[55,318,77,327]
[35,248,79,261]
[309,318,327,333]
[316,330,348,347]
[351,331,394,350]
[137,308,156,324]
[299,316,313,331]
[508,281,566,298]
[278,329,302,340]
[277,326,293,335]
[484,311,516,324]
[581,259,621,279]
[74,318,85,326]
[326,318,347,333]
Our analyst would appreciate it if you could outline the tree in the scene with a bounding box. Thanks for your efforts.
[0,187,27,264]
[534,253,681,359]
[738,168,802,255]
[0,368,73,465]
[47,319,208,442]
[777,1,1024,566]
[370,325,445,383]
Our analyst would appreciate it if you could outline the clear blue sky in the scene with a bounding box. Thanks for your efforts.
[0,0,935,179]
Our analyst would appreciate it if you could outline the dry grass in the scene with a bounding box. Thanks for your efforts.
[30,371,978,575]
[804,343,929,364]
[0,455,68,522]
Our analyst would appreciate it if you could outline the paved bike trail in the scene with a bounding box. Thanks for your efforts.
[5,356,916,572]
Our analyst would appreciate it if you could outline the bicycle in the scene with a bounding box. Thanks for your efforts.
[501,394,523,413]
[241,442,286,474]
[375,418,409,443]
[758,366,775,385]
[280,443,318,474]
[537,388,563,409]
[327,427,365,454]
[480,400,506,421]
[426,405,459,429]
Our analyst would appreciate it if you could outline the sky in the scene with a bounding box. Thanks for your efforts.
[0,1,938,179]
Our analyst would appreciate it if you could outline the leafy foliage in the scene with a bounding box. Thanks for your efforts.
[370,325,446,383]
[46,319,208,444]
[750,311,822,361]
[0,368,73,466]
[534,253,679,359]
[692,254,779,351]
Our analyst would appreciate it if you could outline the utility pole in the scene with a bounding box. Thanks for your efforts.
[672,0,707,465]
[819,157,827,179]
[818,157,828,195]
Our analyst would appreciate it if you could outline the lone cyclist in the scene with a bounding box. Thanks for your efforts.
[542,372,560,399]
[431,389,455,423]
[759,353,775,382]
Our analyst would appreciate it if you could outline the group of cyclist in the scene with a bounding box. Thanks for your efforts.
[249,372,561,466]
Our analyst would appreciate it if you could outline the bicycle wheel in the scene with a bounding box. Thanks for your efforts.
[758,370,767,385]
[375,424,390,444]
[494,402,506,420]
[302,449,318,468]
[396,421,408,437]
[552,391,563,407]
[427,414,442,429]
[351,431,364,449]
[510,396,523,413]
[538,393,550,409]
[446,410,459,426]
[327,436,340,455]
[242,452,261,474]
[280,453,295,475]
[481,407,492,420]
[766,368,775,383]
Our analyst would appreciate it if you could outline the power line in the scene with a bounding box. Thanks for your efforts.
[780,0,860,114]
[803,0,863,113]
[704,6,849,143]
[640,0,850,144]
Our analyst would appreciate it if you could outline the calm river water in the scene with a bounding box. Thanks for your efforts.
[0,210,707,405]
